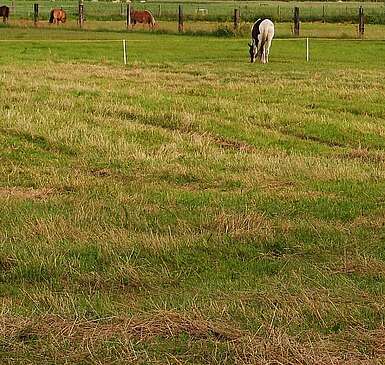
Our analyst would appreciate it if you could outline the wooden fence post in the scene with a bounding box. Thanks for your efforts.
[233,8,240,30]
[277,5,280,22]
[358,6,364,38]
[178,4,184,33]
[293,7,300,36]
[126,1,131,28]
[33,3,38,26]
[78,0,84,28]
[158,4,161,17]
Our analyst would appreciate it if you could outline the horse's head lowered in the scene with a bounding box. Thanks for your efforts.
[248,39,257,63]
[60,8,67,23]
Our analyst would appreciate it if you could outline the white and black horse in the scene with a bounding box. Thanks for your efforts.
[248,19,275,64]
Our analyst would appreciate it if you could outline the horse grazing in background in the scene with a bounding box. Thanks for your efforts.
[248,19,274,64]
[0,5,9,23]
[130,10,155,29]
[49,8,67,24]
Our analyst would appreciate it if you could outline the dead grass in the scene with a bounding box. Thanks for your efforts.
[1,312,385,364]
[0,187,56,200]
[0,310,242,342]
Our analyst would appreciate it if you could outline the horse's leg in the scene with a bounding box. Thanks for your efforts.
[261,45,266,63]
[265,36,273,63]
[265,46,269,64]
[265,43,270,63]
[256,35,261,62]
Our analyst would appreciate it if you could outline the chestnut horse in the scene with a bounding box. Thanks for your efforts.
[0,5,9,23]
[49,8,66,24]
[130,10,155,29]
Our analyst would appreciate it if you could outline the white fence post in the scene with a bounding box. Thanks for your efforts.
[123,40,127,65]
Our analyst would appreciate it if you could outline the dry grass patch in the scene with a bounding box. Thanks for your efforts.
[0,310,243,343]
[2,313,385,364]
[0,187,56,200]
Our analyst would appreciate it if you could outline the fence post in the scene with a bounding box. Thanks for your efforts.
[178,4,184,33]
[158,4,161,17]
[78,0,84,28]
[322,5,325,23]
[293,7,300,36]
[11,0,15,13]
[126,1,131,28]
[233,8,240,30]
[123,39,127,65]
[277,5,280,22]
[33,3,38,26]
[358,6,364,38]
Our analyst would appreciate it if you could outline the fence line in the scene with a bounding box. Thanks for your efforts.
[0,39,153,42]
[1,38,384,43]
[3,1,385,25]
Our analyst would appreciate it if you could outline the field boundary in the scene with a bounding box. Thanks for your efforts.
[1,38,385,42]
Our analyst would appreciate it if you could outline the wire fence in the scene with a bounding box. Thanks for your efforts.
[0,37,384,76]
[3,0,385,24]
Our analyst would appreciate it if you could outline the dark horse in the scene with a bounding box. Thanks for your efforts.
[49,8,66,24]
[130,10,155,29]
[0,5,9,23]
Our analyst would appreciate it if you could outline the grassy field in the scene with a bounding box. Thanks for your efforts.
[1,26,385,364]
[4,0,385,23]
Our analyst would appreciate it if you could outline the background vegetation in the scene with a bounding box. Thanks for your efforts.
[3,0,385,24]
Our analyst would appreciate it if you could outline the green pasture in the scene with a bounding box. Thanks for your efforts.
[3,0,385,23]
[2,20,385,39]
[1,27,385,363]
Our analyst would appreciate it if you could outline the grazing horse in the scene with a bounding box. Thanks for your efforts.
[248,18,274,64]
[130,10,155,29]
[49,8,66,24]
[0,5,9,23]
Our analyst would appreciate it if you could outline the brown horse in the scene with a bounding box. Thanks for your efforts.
[130,10,155,29]
[49,8,66,24]
[0,5,9,23]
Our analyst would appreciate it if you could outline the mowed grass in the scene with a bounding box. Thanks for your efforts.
[1,28,385,364]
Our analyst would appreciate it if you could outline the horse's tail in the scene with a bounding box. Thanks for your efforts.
[49,9,54,23]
